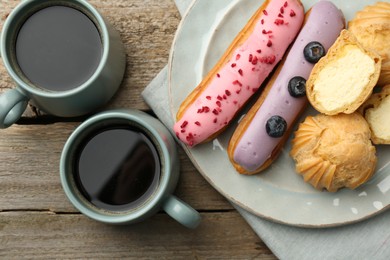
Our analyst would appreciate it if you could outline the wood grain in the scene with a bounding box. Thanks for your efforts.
[0,211,276,259]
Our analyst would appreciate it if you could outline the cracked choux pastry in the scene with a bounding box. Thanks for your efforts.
[359,86,390,144]
[290,112,377,192]
[348,2,390,86]
[306,30,381,115]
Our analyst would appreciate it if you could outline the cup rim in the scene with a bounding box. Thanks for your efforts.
[0,0,110,98]
[60,109,174,224]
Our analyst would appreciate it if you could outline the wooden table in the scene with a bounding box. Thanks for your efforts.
[0,1,276,258]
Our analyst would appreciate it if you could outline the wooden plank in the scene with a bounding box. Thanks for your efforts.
[0,211,276,259]
[0,123,232,211]
[0,0,180,115]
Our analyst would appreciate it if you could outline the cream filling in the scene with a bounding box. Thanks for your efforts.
[313,45,375,111]
[366,95,390,140]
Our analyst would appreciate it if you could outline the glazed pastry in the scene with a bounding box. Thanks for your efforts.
[290,113,377,192]
[359,86,390,144]
[348,2,390,86]
[228,1,345,174]
[306,29,382,115]
[173,0,304,146]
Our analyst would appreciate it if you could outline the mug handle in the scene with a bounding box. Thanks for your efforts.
[162,195,201,229]
[0,89,29,128]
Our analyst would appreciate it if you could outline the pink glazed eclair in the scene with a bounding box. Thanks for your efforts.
[228,1,345,174]
[173,0,304,147]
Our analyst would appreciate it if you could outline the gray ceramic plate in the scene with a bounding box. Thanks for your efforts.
[168,0,390,227]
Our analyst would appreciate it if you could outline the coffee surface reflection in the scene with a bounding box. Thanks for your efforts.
[74,126,161,211]
[16,6,102,91]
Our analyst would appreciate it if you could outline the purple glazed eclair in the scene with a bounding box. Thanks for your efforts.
[228,1,345,174]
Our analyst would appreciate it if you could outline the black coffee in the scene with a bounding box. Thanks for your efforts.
[74,125,161,211]
[15,6,102,91]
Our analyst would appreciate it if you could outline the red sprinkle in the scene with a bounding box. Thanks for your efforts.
[198,106,210,113]
[236,54,241,60]
[256,49,262,53]
[252,56,258,65]
[216,101,221,107]
[217,95,223,101]
[231,63,237,68]
[252,88,259,92]
[217,107,222,112]
[233,100,238,105]
[260,55,276,64]
[252,67,256,71]
[195,121,201,126]
[263,10,268,15]
[238,69,243,76]
[269,55,276,64]
[267,40,273,47]
[236,89,241,94]
[261,19,264,24]
[181,129,185,133]
[180,121,188,128]
[249,54,253,62]
[212,109,219,115]
[290,9,296,17]
[233,80,242,87]
[278,13,284,18]
[206,96,211,100]
[280,7,284,14]
[186,133,193,141]
[274,19,284,25]
[225,90,231,96]
[213,118,218,123]
[223,95,227,99]
[217,73,220,78]
[175,132,180,138]
[284,1,288,8]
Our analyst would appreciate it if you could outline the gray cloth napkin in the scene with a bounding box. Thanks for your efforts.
[142,1,390,259]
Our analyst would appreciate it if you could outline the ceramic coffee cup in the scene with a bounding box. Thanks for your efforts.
[0,0,126,128]
[60,109,201,228]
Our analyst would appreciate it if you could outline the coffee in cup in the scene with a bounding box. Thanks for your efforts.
[15,5,103,92]
[0,0,126,128]
[60,109,201,228]
[73,124,161,211]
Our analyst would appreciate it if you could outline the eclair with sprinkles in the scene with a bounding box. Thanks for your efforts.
[173,0,304,147]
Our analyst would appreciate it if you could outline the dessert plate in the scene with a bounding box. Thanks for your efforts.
[168,0,390,227]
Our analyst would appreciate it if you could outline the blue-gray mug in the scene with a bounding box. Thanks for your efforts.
[0,0,126,128]
[60,109,201,228]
